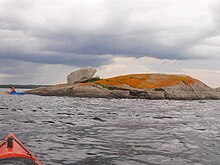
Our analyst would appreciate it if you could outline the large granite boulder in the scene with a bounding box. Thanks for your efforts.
[67,68,97,84]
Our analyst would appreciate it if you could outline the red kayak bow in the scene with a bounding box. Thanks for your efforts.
[0,133,42,165]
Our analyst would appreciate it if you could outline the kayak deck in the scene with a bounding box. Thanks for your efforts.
[0,134,42,165]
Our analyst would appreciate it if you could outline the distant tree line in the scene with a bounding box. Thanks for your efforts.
[0,84,51,89]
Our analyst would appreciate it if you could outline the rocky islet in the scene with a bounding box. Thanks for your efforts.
[26,68,220,100]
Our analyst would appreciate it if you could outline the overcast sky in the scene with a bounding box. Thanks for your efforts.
[0,0,220,87]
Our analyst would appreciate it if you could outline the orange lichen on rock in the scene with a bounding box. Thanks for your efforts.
[96,74,199,89]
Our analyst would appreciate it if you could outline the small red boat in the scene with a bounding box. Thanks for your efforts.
[0,133,42,165]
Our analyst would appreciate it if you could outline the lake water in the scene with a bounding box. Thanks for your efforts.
[0,88,220,165]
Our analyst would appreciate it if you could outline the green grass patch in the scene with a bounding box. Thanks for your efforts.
[82,77,101,83]
[100,84,116,90]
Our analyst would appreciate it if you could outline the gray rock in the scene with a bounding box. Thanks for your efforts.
[26,84,119,98]
[26,81,220,100]
[215,87,220,92]
[67,68,97,84]
[160,81,219,100]
[26,74,220,100]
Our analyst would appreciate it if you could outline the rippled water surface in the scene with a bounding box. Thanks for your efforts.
[0,89,220,165]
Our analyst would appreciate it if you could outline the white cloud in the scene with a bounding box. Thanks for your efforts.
[183,69,220,88]
[31,64,78,84]
[97,57,153,78]
[0,73,11,82]
[0,59,77,84]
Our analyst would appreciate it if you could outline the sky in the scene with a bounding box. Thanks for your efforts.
[0,0,220,87]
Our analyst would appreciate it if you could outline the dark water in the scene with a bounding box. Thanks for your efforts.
[0,89,220,165]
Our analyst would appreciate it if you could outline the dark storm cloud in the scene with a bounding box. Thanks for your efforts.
[0,0,220,67]
[0,51,109,67]
[44,34,190,60]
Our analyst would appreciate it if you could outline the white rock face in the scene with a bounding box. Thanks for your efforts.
[67,68,97,84]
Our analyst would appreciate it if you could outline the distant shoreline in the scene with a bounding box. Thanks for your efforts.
[0,84,51,89]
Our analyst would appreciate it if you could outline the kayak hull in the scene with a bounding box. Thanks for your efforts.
[4,91,25,95]
[0,133,42,165]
